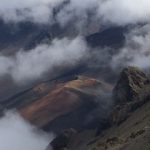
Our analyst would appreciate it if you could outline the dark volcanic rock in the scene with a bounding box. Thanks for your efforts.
[112,66,150,124]
[85,101,150,150]
[48,128,76,150]
[113,66,150,104]
[45,67,150,150]
[86,26,125,49]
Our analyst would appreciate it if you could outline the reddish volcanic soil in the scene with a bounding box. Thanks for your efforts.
[20,76,112,130]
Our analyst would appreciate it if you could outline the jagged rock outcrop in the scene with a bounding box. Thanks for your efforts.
[55,67,150,150]
[112,66,150,124]
[113,66,150,104]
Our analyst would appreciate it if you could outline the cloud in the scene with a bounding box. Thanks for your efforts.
[0,0,98,24]
[0,0,150,26]
[57,0,150,27]
[111,24,150,69]
[0,0,150,82]
[0,0,64,23]
[84,92,113,129]
[0,37,87,83]
[55,0,99,26]
[98,0,150,25]
[0,111,53,150]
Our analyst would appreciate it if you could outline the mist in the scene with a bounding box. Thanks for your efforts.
[98,0,150,25]
[0,111,53,150]
[0,37,87,83]
[0,0,150,26]
[111,24,150,70]
[84,92,113,129]
[0,0,64,23]
[0,0,150,76]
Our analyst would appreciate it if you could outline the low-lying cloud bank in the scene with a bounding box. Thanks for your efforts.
[0,37,87,83]
[0,0,150,26]
[0,0,150,81]
[0,111,53,150]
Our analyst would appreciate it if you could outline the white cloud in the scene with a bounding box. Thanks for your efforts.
[55,0,99,26]
[0,0,64,23]
[98,0,150,25]
[0,37,87,83]
[0,0,150,79]
[111,24,150,69]
[0,111,53,150]
[0,0,150,25]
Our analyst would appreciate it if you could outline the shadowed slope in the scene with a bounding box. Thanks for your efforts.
[19,76,112,132]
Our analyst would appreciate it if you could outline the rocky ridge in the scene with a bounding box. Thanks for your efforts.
[47,66,150,150]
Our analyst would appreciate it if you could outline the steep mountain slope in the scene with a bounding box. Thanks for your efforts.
[0,75,112,133]
[47,67,150,150]
[84,67,150,150]
[85,100,150,150]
